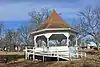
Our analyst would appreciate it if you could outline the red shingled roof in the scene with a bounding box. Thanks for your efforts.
[36,10,72,30]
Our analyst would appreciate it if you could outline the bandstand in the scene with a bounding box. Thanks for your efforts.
[24,10,80,61]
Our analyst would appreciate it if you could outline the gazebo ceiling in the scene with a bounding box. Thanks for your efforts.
[49,34,67,40]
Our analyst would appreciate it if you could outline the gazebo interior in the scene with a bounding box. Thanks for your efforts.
[36,34,77,47]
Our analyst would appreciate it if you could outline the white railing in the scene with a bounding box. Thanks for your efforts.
[24,46,81,61]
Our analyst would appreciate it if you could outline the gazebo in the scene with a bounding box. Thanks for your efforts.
[24,10,79,61]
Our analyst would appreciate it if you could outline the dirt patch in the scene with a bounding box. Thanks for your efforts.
[4,55,100,67]
[0,51,24,55]
[0,58,99,67]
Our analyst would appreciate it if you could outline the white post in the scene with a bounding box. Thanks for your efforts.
[43,45,45,62]
[67,37,69,46]
[47,38,49,52]
[33,47,35,60]
[25,47,27,60]
[33,36,37,60]
[81,51,83,58]
[45,33,52,49]
[64,33,71,60]
[84,52,86,57]
[47,38,49,48]
[27,53,29,60]
[67,36,71,60]
[75,37,78,58]
[34,36,37,48]
[57,50,59,61]
[75,37,78,47]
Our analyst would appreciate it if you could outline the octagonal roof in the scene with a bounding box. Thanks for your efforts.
[32,10,78,35]
[36,10,72,30]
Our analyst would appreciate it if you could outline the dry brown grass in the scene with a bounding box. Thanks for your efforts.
[0,50,100,67]
[0,57,99,67]
[0,51,24,55]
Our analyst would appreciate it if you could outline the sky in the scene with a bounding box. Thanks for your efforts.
[0,0,100,29]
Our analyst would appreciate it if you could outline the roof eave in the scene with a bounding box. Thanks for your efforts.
[31,28,78,35]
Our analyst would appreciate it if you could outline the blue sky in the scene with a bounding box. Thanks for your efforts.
[0,0,100,29]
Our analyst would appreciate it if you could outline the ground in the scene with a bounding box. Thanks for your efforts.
[0,51,24,55]
[0,50,100,67]
[2,57,100,67]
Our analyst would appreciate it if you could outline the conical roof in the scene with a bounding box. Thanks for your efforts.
[36,10,72,30]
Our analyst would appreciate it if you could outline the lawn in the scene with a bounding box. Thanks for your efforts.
[0,51,24,55]
[0,50,100,67]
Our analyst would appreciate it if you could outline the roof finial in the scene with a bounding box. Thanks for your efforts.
[52,9,56,13]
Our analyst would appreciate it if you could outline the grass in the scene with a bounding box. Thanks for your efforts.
[0,51,24,63]
[0,50,100,67]
[0,51,24,55]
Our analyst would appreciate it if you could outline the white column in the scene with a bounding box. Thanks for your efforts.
[25,47,27,60]
[44,33,52,48]
[43,45,45,62]
[43,33,52,62]
[67,37,69,46]
[75,37,78,47]
[33,36,37,60]
[47,38,49,48]
[64,33,71,60]
[75,37,78,58]
[33,47,35,60]
[64,33,70,46]
[34,36,37,48]
[66,36,71,60]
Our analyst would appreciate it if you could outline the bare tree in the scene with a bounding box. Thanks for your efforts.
[0,23,3,36]
[29,8,52,30]
[74,7,100,47]
[0,23,4,48]
[28,8,52,46]
[4,29,21,51]
[18,25,32,46]
[11,31,22,46]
